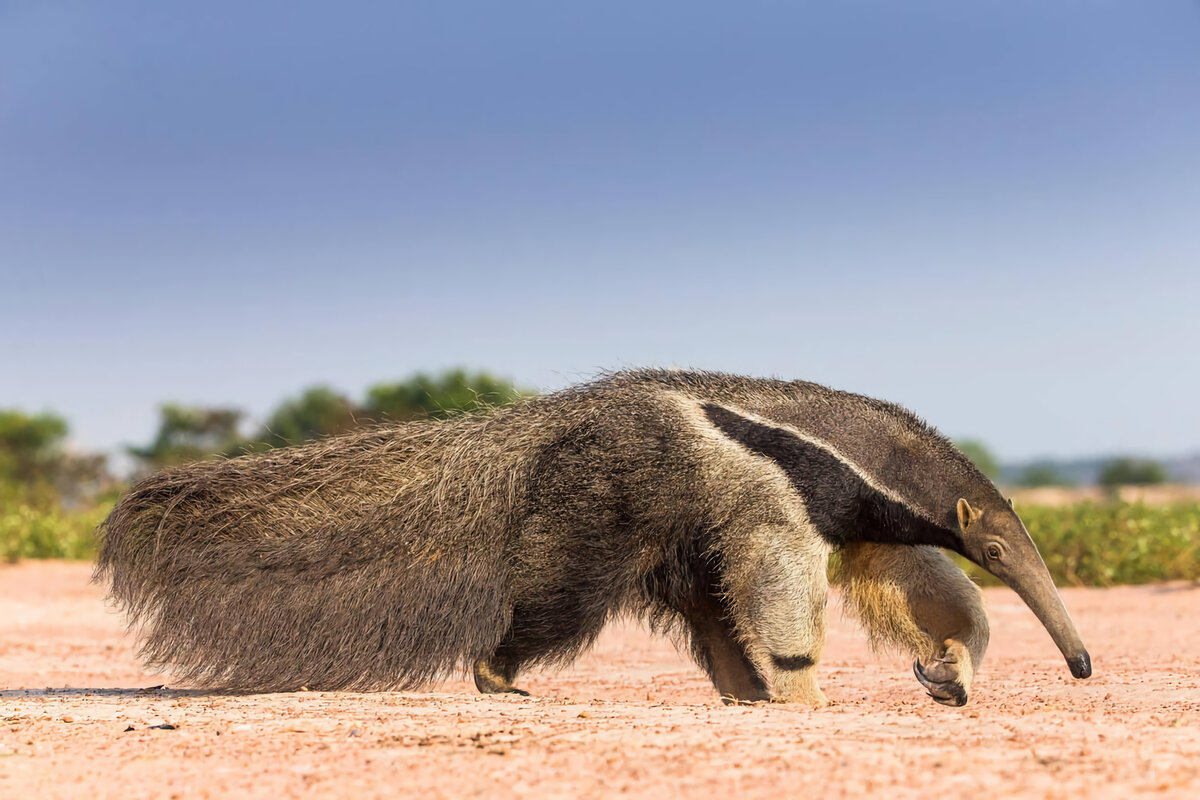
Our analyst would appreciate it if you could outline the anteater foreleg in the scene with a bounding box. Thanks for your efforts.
[835,542,989,706]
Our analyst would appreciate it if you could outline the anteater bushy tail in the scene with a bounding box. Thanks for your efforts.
[94,420,524,691]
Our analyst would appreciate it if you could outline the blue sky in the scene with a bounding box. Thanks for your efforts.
[2,1,1198,463]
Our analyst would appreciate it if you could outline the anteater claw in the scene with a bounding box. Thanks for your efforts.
[913,660,968,707]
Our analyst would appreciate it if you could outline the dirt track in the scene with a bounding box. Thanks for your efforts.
[3,562,1200,799]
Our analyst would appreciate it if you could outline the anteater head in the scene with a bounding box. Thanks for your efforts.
[952,496,1091,679]
[699,393,1091,682]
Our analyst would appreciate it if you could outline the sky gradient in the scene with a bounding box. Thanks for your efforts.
[3,2,1198,463]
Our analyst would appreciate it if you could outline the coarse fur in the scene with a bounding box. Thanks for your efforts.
[96,369,1007,703]
[835,543,989,704]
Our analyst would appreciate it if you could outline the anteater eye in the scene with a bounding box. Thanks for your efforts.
[986,544,1003,560]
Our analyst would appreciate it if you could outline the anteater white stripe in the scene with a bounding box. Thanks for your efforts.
[704,402,938,526]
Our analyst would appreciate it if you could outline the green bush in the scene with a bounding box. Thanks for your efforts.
[958,502,1200,587]
[0,485,113,562]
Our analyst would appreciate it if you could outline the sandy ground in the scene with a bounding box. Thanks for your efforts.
[2,562,1200,799]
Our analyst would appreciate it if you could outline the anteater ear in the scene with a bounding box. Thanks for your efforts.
[957,498,983,531]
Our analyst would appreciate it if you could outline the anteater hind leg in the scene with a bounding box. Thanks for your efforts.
[472,598,609,697]
[683,596,770,704]
[472,653,529,696]
[473,625,539,696]
[835,542,989,706]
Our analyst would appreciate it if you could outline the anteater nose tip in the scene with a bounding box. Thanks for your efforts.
[1069,651,1092,679]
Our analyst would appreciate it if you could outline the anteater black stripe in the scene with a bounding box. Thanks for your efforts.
[701,403,962,551]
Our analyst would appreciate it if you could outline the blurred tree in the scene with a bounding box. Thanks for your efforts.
[254,386,359,448]
[954,439,1001,482]
[129,404,245,469]
[52,451,114,505]
[364,369,529,421]
[0,410,68,483]
[0,409,112,504]
[1098,457,1168,488]
[1017,463,1075,488]
[128,371,533,463]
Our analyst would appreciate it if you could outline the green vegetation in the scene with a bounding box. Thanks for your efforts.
[366,369,527,421]
[0,484,112,562]
[0,410,69,482]
[0,410,115,561]
[255,386,359,450]
[957,501,1200,587]
[130,370,529,469]
[128,404,246,468]
[1098,457,1168,488]
[1,409,110,500]
[1017,462,1075,488]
